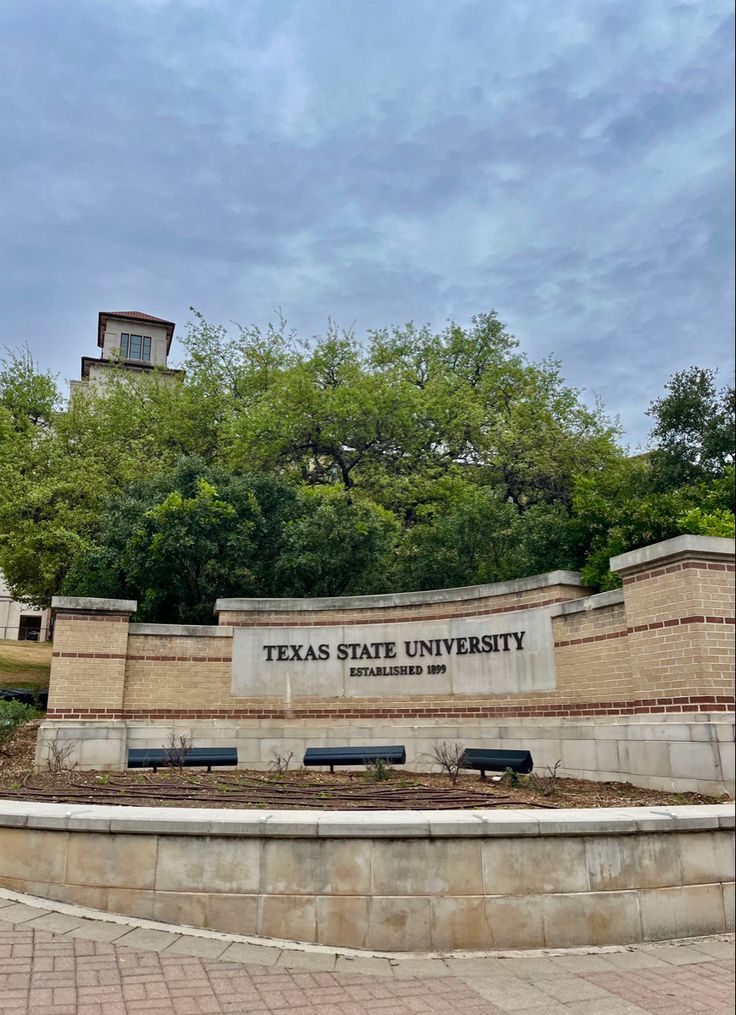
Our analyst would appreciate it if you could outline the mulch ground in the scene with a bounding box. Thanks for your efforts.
[0,721,729,810]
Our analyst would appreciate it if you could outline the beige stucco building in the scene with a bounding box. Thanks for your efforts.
[69,310,184,395]
[2,309,183,640]
[0,572,49,641]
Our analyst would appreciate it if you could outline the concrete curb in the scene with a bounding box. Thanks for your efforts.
[1,801,733,836]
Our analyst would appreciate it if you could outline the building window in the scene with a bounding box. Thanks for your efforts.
[119,333,152,361]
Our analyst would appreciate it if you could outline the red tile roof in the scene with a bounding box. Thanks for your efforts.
[103,311,175,326]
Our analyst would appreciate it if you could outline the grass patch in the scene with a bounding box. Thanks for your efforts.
[0,639,52,689]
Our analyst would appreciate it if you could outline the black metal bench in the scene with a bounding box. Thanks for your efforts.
[303,745,406,773]
[0,687,48,710]
[127,747,238,773]
[461,748,534,779]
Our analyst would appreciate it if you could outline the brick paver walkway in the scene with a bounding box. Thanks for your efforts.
[0,897,733,1014]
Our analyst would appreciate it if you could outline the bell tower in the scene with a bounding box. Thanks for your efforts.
[71,310,184,393]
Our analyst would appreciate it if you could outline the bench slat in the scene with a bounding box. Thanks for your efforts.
[303,746,406,770]
[461,748,533,775]
[127,748,238,771]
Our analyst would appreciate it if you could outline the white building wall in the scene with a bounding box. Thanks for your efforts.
[0,572,50,641]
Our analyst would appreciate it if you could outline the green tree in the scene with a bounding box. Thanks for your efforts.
[647,367,734,489]
[574,459,735,591]
[275,487,399,596]
[63,461,271,622]
[0,309,626,611]
[390,479,520,591]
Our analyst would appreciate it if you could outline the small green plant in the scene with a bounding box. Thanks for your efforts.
[97,773,110,785]
[504,766,520,788]
[0,699,37,752]
[365,757,393,781]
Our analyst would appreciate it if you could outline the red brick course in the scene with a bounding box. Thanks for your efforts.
[46,693,734,721]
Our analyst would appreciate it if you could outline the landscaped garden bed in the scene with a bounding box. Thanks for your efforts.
[0,721,728,810]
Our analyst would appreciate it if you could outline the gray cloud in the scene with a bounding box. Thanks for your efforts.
[0,0,732,444]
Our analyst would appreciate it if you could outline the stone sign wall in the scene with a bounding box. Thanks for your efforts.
[36,535,735,791]
[231,609,556,699]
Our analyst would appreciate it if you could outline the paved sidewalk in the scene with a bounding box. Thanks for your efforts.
[0,892,733,1014]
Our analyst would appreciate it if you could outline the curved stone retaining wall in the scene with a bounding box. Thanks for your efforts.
[0,803,733,951]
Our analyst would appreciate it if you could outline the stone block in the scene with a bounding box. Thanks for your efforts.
[640,883,726,939]
[486,894,545,949]
[668,741,723,781]
[372,838,482,896]
[263,812,321,836]
[0,829,68,884]
[106,887,155,919]
[152,891,207,928]
[66,832,157,890]
[205,893,259,935]
[364,896,431,951]
[561,740,597,772]
[541,890,641,946]
[535,809,638,835]
[316,895,371,949]
[477,810,540,836]
[593,740,623,772]
[257,894,317,943]
[77,740,127,768]
[40,881,110,911]
[426,812,485,837]
[628,741,673,778]
[155,835,260,893]
[261,838,371,895]
[716,723,735,741]
[661,805,721,830]
[208,811,271,836]
[483,836,588,894]
[258,738,307,764]
[430,895,491,951]
[231,738,260,764]
[530,742,566,768]
[585,832,681,891]
[677,830,735,884]
[723,882,735,932]
[628,723,693,743]
[719,742,735,781]
[317,812,429,837]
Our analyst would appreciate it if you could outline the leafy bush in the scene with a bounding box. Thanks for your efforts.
[365,757,393,781]
[0,699,37,751]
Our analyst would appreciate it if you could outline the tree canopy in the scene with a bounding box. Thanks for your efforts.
[0,314,732,621]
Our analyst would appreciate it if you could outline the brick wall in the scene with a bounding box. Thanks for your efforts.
[45,538,735,723]
[48,611,130,713]
[612,537,735,705]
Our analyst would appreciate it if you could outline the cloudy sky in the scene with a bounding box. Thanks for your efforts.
[1,0,732,445]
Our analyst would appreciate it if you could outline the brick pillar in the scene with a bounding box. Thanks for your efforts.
[47,596,137,718]
[611,535,735,709]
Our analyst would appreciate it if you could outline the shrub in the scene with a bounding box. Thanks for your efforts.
[0,699,37,751]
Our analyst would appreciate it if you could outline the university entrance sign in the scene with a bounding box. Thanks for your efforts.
[231,608,556,698]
